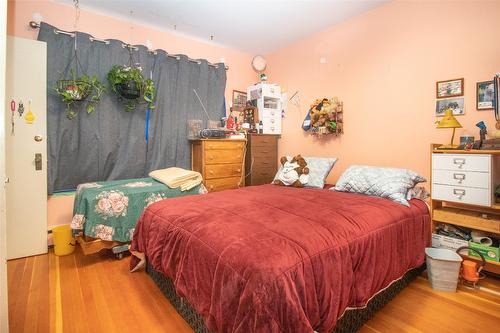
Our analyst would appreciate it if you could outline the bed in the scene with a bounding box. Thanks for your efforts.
[130,184,430,332]
[71,177,206,255]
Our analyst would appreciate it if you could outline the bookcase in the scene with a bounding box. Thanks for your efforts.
[430,144,500,274]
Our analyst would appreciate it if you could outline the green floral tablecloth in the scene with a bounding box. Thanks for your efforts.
[71,177,206,242]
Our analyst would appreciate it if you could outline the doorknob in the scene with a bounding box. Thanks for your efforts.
[34,135,43,142]
[35,153,42,171]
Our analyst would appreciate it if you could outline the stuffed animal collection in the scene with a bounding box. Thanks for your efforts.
[308,97,343,135]
[273,155,310,187]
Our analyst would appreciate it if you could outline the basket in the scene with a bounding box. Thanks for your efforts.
[425,247,462,292]
[115,81,141,99]
[56,79,92,101]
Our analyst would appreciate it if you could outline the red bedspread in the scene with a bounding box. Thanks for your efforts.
[130,184,430,333]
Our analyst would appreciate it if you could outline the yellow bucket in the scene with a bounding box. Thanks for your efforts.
[52,225,76,256]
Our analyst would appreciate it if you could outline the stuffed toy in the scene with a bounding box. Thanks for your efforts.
[273,155,310,187]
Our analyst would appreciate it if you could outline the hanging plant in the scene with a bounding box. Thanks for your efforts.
[55,69,106,119]
[107,64,156,112]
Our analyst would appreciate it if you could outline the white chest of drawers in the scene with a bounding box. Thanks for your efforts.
[432,153,493,206]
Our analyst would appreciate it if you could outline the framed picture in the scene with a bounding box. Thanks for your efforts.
[232,90,247,111]
[436,78,464,99]
[435,97,465,116]
[476,80,494,110]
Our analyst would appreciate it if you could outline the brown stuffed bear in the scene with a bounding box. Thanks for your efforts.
[273,154,310,188]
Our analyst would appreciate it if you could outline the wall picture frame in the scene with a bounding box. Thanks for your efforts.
[476,80,494,110]
[436,78,464,99]
[435,97,465,116]
[232,90,247,111]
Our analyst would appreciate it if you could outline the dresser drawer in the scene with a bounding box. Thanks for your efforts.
[205,177,241,192]
[250,167,276,184]
[251,146,277,159]
[432,184,491,206]
[432,154,491,172]
[205,164,242,179]
[432,169,490,189]
[249,135,277,148]
[205,150,244,165]
[252,156,278,168]
[204,140,245,150]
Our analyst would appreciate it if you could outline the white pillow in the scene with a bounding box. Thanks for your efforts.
[333,165,426,206]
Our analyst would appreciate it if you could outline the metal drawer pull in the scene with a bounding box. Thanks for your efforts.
[453,173,465,183]
[453,189,466,199]
[453,158,466,168]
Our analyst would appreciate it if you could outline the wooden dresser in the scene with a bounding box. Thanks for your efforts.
[430,144,500,274]
[244,134,279,186]
[191,139,246,192]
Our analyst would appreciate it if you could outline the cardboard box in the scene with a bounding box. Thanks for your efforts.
[432,233,468,251]
[468,241,500,262]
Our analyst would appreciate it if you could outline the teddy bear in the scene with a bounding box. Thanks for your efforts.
[273,154,310,187]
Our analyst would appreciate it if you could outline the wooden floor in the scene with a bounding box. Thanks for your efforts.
[8,248,500,333]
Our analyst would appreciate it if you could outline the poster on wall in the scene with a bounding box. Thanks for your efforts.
[436,78,464,99]
[476,80,494,110]
[435,97,465,116]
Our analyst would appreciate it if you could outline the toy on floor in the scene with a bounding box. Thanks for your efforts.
[456,246,486,289]
[273,155,309,187]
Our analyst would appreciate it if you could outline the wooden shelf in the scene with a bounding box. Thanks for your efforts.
[433,207,500,235]
[432,148,500,155]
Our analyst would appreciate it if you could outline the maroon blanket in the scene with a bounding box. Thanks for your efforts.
[130,185,430,333]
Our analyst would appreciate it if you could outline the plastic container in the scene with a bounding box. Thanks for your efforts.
[425,247,462,292]
[52,225,76,256]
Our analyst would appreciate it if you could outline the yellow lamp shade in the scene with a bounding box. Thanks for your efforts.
[436,108,462,149]
[436,109,462,129]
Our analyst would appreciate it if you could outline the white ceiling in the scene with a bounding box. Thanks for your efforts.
[58,0,388,54]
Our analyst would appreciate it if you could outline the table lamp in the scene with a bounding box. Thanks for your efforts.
[436,108,462,149]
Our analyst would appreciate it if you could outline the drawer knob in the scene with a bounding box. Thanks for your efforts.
[453,173,465,184]
[209,170,214,174]
[453,188,465,199]
[453,158,465,168]
[236,169,241,173]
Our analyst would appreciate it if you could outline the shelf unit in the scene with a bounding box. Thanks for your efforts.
[430,144,500,274]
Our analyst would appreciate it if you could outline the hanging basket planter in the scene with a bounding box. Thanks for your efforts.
[54,38,106,120]
[115,81,141,100]
[56,79,92,101]
[107,63,156,112]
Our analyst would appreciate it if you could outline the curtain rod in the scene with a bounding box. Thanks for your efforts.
[29,21,229,70]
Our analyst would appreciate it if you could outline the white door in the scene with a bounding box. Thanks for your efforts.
[5,37,47,259]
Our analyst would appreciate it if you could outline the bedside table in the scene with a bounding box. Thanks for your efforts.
[430,144,500,274]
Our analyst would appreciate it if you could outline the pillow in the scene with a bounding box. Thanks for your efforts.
[332,165,426,206]
[273,156,337,189]
[406,186,430,201]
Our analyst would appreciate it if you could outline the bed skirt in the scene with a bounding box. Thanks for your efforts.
[146,264,425,333]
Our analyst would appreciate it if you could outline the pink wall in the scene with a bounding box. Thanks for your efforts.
[7,0,256,228]
[266,0,499,184]
[7,0,256,105]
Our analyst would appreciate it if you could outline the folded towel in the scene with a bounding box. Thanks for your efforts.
[149,167,203,191]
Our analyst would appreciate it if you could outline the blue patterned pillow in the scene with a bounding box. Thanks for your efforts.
[332,165,426,206]
[273,156,337,188]
[303,157,338,188]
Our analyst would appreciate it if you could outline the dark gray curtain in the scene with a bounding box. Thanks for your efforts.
[38,22,226,193]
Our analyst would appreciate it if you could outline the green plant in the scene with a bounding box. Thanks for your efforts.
[55,69,106,120]
[107,65,156,112]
